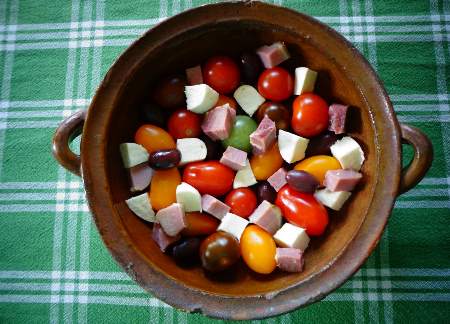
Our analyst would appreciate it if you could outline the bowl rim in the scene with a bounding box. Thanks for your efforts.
[81,1,401,319]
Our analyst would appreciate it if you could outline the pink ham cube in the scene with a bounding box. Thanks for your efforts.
[152,223,180,252]
[249,200,282,234]
[201,194,230,220]
[129,163,153,192]
[275,248,304,273]
[201,104,236,141]
[324,169,362,192]
[186,65,203,85]
[256,42,290,68]
[220,146,247,171]
[328,104,348,134]
[267,167,287,192]
[155,203,186,236]
[249,115,277,155]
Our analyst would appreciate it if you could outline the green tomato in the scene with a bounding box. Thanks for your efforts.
[222,115,258,153]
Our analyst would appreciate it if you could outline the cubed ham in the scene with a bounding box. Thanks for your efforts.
[256,42,290,68]
[152,223,180,252]
[186,65,203,85]
[201,194,230,220]
[324,169,362,192]
[267,167,287,192]
[328,104,348,134]
[155,203,186,236]
[129,163,153,192]
[249,200,282,234]
[201,104,236,141]
[249,115,277,154]
[275,248,304,273]
[220,146,247,171]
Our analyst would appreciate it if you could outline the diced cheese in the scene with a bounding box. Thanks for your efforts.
[294,67,318,95]
[233,85,265,116]
[217,212,249,241]
[273,223,310,251]
[176,138,207,165]
[185,84,219,114]
[330,136,365,171]
[233,159,257,188]
[278,130,309,163]
[314,189,351,211]
[119,143,149,168]
[176,182,202,212]
[125,193,155,222]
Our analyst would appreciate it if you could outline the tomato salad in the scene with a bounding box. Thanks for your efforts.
[121,42,365,274]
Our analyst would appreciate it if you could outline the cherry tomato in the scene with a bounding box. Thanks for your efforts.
[225,188,257,218]
[222,116,257,153]
[292,93,329,137]
[294,155,341,185]
[149,168,181,210]
[152,75,187,109]
[257,67,294,101]
[181,212,220,237]
[305,132,340,157]
[171,238,201,266]
[183,161,235,196]
[167,109,202,139]
[200,231,240,272]
[276,185,328,236]
[140,103,167,127]
[256,101,290,130]
[250,143,283,180]
[239,52,263,84]
[215,94,238,110]
[255,181,277,204]
[135,124,176,153]
[203,56,240,94]
[240,225,277,274]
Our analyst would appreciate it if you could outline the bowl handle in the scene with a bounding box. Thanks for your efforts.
[52,110,86,177]
[398,123,433,195]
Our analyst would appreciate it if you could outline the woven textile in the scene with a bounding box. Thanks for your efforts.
[0,0,449,323]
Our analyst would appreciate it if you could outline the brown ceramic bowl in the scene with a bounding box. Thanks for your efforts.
[52,1,433,320]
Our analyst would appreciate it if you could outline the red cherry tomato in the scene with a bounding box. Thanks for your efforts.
[183,161,235,196]
[167,109,202,139]
[203,56,240,94]
[257,67,294,101]
[275,185,328,236]
[225,188,257,218]
[291,93,329,137]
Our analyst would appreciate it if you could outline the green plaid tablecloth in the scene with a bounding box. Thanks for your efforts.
[0,0,449,323]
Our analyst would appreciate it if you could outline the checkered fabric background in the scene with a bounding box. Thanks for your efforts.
[0,0,449,323]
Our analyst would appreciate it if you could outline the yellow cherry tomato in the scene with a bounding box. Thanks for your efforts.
[240,225,277,274]
[294,155,341,184]
[135,124,176,153]
[250,143,283,180]
[149,168,181,210]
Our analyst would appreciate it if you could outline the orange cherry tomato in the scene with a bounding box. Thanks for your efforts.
[240,225,277,274]
[225,188,257,218]
[291,93,329,137]
[181,212,219,237]
[294,155,341,184]
[183,161,235,196]
[135,124,176,153]
[250,143,283,181]
[215,94,238,110]
[276,185,328,236]
[149,168,181,210]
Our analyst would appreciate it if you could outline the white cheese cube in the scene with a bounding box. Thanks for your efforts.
[294,67,318,95]
[218,212,249,241]
[273,223,310,251]
[278,130,309,163]
[119,143,149,168]
[314,189,351,211]
[330,136,365,171]
[233,85,265,116]
[176,138,207,165]
[176,182,202,212]
[233,159,257,188]
[125,193,155,222]
[185,84,219,114]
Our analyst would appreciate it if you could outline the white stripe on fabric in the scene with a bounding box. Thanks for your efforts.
[394,200,450,209]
